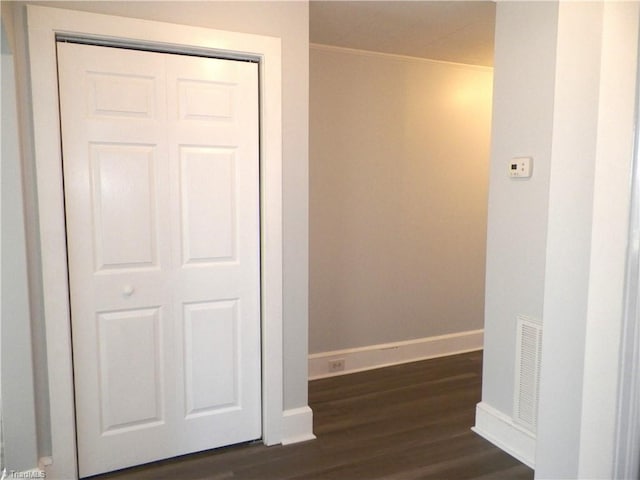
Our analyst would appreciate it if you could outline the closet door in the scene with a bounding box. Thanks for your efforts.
[57,41,261,477]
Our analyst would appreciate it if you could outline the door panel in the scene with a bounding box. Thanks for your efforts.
[91,143,158,269]
[179,147,236,263]
[184,300,239,415]
[178,80,234,121]
[57,42,261,477]
[98,308,164,432]
[88,72,156,119]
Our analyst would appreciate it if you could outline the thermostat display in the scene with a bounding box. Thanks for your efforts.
[509,157,532,178]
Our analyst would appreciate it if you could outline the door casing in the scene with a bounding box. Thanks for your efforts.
[27,6,283,479]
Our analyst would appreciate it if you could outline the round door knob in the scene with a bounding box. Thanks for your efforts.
[122,285,135,297]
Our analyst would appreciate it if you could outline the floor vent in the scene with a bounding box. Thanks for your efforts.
[514,315,543,432]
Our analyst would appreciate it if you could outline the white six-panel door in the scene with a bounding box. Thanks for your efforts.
[57,42,261,477]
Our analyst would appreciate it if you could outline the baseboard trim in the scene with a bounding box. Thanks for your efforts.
[281,406,316,445]
[472,402,536,468]
[308,330,483,379]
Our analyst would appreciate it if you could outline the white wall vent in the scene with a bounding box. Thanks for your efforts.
[514,314,543,432]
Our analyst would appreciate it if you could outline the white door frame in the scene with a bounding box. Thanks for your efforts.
[27,6,283,479]
[613,24,640,476]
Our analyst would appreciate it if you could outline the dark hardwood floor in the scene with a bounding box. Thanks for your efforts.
[93,351,534,480]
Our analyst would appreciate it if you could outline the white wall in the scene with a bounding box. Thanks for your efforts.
[309,45,493,355]
[3,0,309,467]
[478,1,639,477]
[534,3,604,475]
[537,2,639,478]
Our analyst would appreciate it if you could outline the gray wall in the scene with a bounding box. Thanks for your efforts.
[3,0,309,465]
[481,0,558,415]
[1,15,39,472]
[309,45,493,353]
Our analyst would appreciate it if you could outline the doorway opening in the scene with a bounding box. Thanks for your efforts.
[308,1,494,377]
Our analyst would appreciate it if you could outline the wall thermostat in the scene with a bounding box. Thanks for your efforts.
[509,157,532,178]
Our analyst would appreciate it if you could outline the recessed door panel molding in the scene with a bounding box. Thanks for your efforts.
[98,308,164,433]
[178,80,235,122]
[180,146,237,264]
[58,41,261,477]
[87,72,156,119]
[90,142,158,271]
[183,300,239,417]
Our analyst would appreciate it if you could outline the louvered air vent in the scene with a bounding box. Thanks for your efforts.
[513,315,543,432]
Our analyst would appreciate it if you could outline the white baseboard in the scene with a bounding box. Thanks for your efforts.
[281,406,316,445]
[308,329,483,380]
[472,402,536,468]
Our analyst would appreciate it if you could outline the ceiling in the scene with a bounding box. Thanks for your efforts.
[310,1,496,67]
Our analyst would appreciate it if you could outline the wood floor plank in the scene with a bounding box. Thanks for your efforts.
[91,351,534,480]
